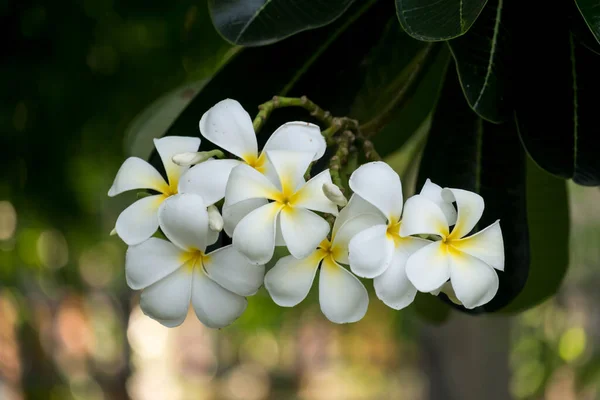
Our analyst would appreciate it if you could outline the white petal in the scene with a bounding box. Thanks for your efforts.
[140,266,191,328]
[178,159,243,205]
[158,194,209,252]
[443,188,484,240]
[434,281,462,305]
[448,249,499,309]
[279,207,330,259]
[223,198,268,237]
[331,213,387,264]
[262,121,326,160]
[399,195,450,238]
[292,170,339,215]
[451,220,504,271]
[225,164,280,205]
[264,252,322,307]
[203,245,265,296]
[373,247,417,310]
[420,179,457,226]
[348,224,395,278]
[333,194,385,236]
[405,241,450,292]
[319,256,368,324]
[115,195,163,245]
[154,136,200,186]
[191,268,247,328]
[206,225,220,246]
[266,150,313,194]
[275,216,286,246]
[199,99,258,161]
[126,238,185,290]
[348,162,403,221]
[233,202,282,265]
[108,157,168,196]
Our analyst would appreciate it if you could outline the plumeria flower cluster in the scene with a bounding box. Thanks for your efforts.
[109,98,505,329]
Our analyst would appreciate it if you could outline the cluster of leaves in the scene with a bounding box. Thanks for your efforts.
[129,0,600,317]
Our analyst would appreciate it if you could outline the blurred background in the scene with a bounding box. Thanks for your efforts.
[2,0,600,399]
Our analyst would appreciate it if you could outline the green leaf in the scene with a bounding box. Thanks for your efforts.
[515,10,600,186]
[448,0,512,123]
[500,157,569,313]
[574,0,600,46]
[417,65,529,313]
[208,0,357,46]
[395,0,488,41]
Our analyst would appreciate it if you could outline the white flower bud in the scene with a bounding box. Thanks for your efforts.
[110,227,117,236]
[322,182,347,207]
[207,205,224,232]
[172,152,208,166]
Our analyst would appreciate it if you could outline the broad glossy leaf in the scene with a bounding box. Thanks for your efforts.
[575,0,600,45]
[448,0,512,123]
[395,0,488,41]
[501,158,569,313]
[208,0,357,46]
[515,10,600,186]
[417,65,529,313]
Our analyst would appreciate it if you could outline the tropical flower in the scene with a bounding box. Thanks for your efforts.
[125,194,265,328]
[401,188,505,309]
[108,136,200,245]
[347,163,456,310]
[264,197,381,323]
[224,150,339,265]
[198,99,326,180]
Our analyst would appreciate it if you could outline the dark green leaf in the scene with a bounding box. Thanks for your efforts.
[574,0,600,45]
[500,157,569,313]
[417,65,529,313]
[395,0,488,41]
[208,0,357,46]
[448,0,512,123]
[515,9,600,186]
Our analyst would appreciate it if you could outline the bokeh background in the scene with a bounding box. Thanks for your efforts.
[2,0,600,399]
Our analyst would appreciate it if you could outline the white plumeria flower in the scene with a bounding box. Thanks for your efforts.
[401,188,505,309]
[199,99,326,179]
[347,163,456,310]
[224,150,339,265]
[109,136,199,245]
[126,194,265,328]
[264,198,381,323]
[109,136,240,245]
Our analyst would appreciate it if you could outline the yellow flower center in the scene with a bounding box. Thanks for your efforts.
[244,152,267,174]
[386,220,402,246]
[180,249,210,273]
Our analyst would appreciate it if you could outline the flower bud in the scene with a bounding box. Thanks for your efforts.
[110,227,117,236]
[207,205,224,232]
[172,152,210,166]
[322,183,347,207]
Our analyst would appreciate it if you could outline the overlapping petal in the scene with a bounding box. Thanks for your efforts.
[292,170,339,215]
[158,194,209,252]
[191,268,247,329]
[139,265,192,328]
[179,159,242,205]
[443,188,484,239]
[154,136,200,187]
[108,157,168,196]
[203,245,265,296]
[264,252,322,307]
[232,202,282,265]
[348,224,394,278]
[199,99,258,161]
[373,248,416,310]
[448,249,499,309]
[225,164,279,205]
[266,150,313,194]
[333,194,384,237]
[332,213,386,264]
[222,198,268,237]
[405,241,451,292]
[451,220,504,271]
[279,207,330,259]
[420,179,457,226]
[400,195,450,238]
[262,122,326,161]
[125,238,184,290]
[319,256,368,324]
[115,195,163,245]
[349,162,403,221]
